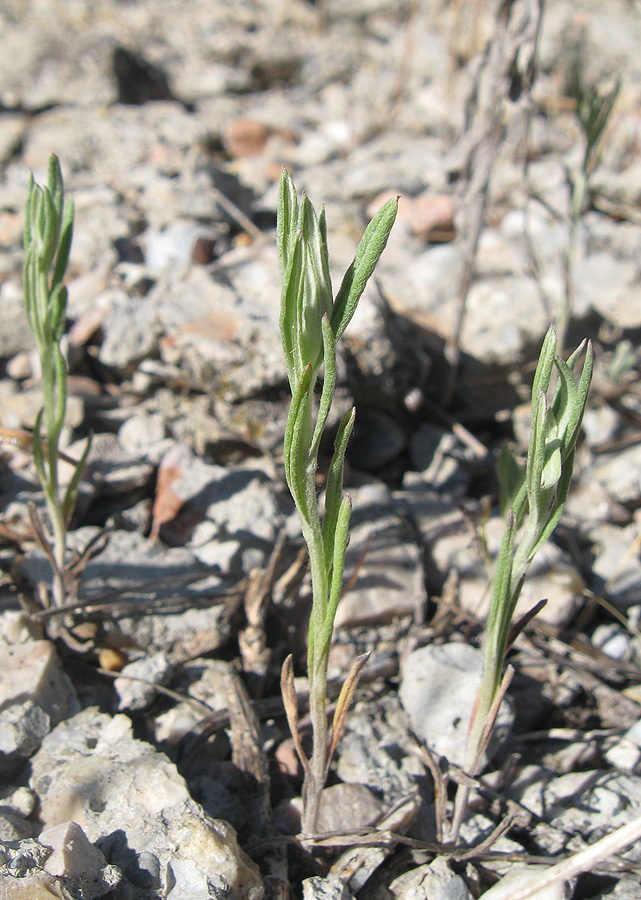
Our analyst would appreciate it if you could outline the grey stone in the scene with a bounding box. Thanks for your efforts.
[117,412,168,463]
[399,642,513,768]
[336,695,427,805]
[17,528,230,658]
[0,811,31,842]
[334,484,426,628]
[592,623,632,662]
[114,652,173,712]
[303,875,353,900]
[40,821,121,899]
[0,828,120,900]
[587,522,641,609]
[513,769,641,858]
[154,659,230,746]
[604,737,641,774]
[594,445,641,505]
[593,875,641,899]
[478,865,568,900]
[30,708,263,900]
[315,784,383,836]
[0,284,34,360]
[408,425,470,495]
[0,642,78,764]
[389,857,472,900]
[582,405,621,448]
[82,432,155,499]
[153,444,290,576]
[348,409,406,471]
[98,293,163,371]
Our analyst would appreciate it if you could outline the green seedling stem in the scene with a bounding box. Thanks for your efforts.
[23,155,90,608]
[450,325,592,842]
[278,169,397,834]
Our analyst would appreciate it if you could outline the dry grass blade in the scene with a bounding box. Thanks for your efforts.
[458,804,526,861]
[280,653,310,778]
[223,665,291,900]
[403,738,449,842]
[240,529,286,689]
[482,813,641,899]
[327,650,370,762]
[0,426,81,467]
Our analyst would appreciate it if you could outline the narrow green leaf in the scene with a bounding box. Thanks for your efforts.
[526,390,548,504]
[48,155,64,221]
[32,409,47,487]
[322,407,355,572]
[53,345,68,438]
[541,410,561,489]
[552,357,577,441]
[553,342,593,456]
[23,175,35,249]
[299,196,332,309]
[23,248,37,333]
[529,449,575,557]
[331,196,398,342]
[485,510,517,679]
[283,364,313,497]
[51,197,74,293]
[565,338,587,373]
[531,325,557,400]
[34,187,46,257]
[40,187,59,273]
[297,196,333,373]
[49,285,67,342]
[287,371,315,522]
[310,315,336,458]
[277,168,298,277]
[319,206,328,258]
[321,493,352,653]
[497,442,524,519]
[571,339,594,443]
[279,230,304,389]
[62,433,92,526]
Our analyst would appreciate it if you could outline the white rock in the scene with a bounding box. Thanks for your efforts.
[303,874,353,900]
[592,624,631,662]
[390,857,472,900]
[115,652,173,711]
[0,642,78,762]
[336,696,427,804]
[335,484,426,627]
[479,865,568,900]
[399,642,513,768]
[587,522,641,608]
[40,820,117,884]
[29,708,263,899]
[604,738,641,773]
[625,719,641,748]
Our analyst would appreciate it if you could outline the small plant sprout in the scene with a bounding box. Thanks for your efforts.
[23,155,91,612]
[450,325,593,841]
[278,169,397,835]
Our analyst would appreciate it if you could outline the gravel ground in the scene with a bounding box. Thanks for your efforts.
[2,1,641,898]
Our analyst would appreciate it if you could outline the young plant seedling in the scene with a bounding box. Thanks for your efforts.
[23,155,91,615]
[450,325,593,841]
[278,169,397,835]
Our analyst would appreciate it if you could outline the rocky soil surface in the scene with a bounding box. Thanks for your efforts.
[1,0,641,898]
